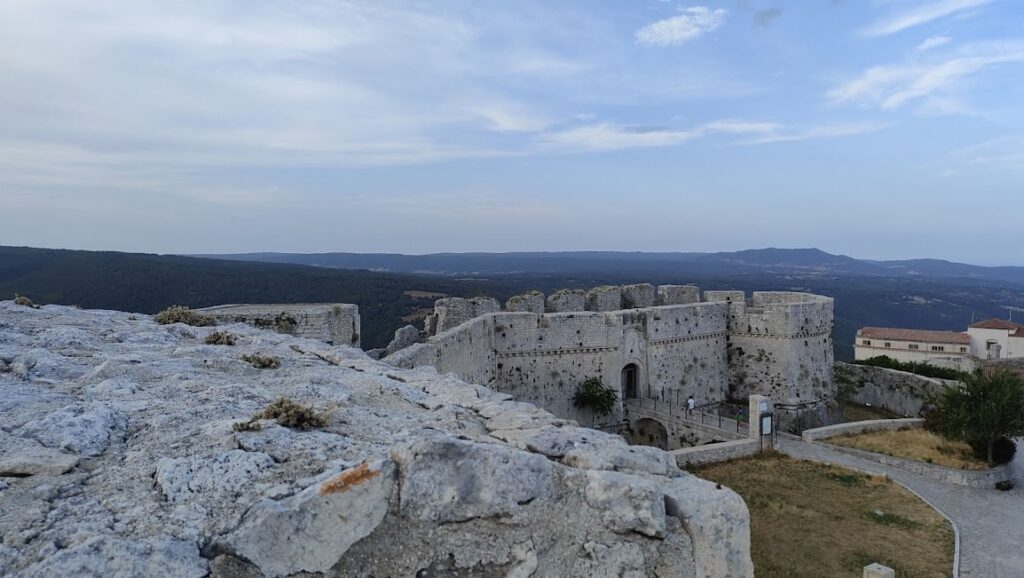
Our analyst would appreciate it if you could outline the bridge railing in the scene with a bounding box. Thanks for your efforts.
[627,397,749,437]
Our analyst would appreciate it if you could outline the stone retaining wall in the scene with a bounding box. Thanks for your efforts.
[801,418,924,442]
[672,439,760,468]
[822,443,1011,489]
[837,362,952,417]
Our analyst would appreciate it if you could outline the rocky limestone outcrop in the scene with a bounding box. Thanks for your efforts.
[0,301,753,578]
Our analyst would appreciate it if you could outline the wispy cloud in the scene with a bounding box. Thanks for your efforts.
[635,7,727,46]
[915,36,952,52]
[949,136,1024,168]
[537,119,881,152]
[861,0,991,37]
[827,42,1024,112]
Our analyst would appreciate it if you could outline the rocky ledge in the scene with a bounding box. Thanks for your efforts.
[0,302,752,577]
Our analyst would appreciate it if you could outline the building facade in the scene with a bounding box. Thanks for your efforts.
[854,327,972,366]
[968,319,1024,360]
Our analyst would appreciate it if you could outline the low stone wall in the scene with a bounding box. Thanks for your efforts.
[822,443,1011,489]
[837,362,951,417]
[801,418,924,442]
[672,439,760,468]
[196,303,360,347]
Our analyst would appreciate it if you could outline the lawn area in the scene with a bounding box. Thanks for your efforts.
[695,452,954,577]
[829,427,988,470]
[841,402,902,423]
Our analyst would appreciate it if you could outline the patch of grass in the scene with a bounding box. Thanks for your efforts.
[841,402,902,423]
[233,398,328,432]
[695,452,953,578]
[242,353,280,369]
[252,313,297,334]
[868,510,920,529]
[154,305,213,327]
[826,471,867,488]
[13,294,40,309]
[205,331,236,346]
[830,427,987,470]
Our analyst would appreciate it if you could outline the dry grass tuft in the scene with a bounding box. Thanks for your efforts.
[695,452,954,578]
[154,306,213,327]
[205,331,236,346]
[830,427,987,470]
[233,398,328,432]
[241,353,280,369]
[13,294,40,309]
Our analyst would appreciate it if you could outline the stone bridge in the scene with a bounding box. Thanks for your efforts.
[624,398,749,451]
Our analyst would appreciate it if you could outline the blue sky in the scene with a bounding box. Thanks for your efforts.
[1,0,1022,264]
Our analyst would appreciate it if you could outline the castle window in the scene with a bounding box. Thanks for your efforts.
[862,340,871,346]
[960,347,967,353]
[884,342,891,348]
[908,344,919,350]
[931,345,945,352]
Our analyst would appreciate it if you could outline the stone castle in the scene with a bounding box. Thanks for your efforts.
[386,283,837,431]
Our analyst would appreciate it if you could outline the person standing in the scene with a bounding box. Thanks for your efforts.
[686,395,695,417]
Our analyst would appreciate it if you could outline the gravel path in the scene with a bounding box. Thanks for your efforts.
[777,437,1024,578]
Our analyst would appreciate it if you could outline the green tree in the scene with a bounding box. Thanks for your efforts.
[926,370,1024,465]
[572,377,618,418]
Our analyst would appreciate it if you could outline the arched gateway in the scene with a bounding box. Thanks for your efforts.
[621,363,639,400]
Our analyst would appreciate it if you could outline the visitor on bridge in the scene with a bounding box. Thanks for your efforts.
[687,395,695,417]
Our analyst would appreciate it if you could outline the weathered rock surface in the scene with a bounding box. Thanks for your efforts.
[0,301,752,577]
[383,324,420,357]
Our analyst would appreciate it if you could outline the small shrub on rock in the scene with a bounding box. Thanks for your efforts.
[13,294,40,309]
[572,377,618,416]
[153,306,213,327]
[205,331,236,346]
[233,398,328,432]
[242,353,280,369]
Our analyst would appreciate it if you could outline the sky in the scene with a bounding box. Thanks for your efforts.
[1,0,1022,265]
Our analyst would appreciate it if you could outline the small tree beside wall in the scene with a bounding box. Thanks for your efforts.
[925,370,1024,466]
[573,377,618,422]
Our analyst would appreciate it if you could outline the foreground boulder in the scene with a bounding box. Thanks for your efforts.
[0,301,753,577]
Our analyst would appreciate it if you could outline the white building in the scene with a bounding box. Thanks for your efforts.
[855,327,972,368]
[967,319,1024,360]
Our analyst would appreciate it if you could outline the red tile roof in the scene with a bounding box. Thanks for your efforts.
[969,319,1024,331]
[857,327,971,345]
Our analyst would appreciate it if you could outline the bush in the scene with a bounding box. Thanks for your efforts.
[13,294,40,309]
[853,355,968,381]
[233,398,328,432]
[154,306,213,327]
[205,331,236,346]
[242,353,280,369]
[572,377,618,416]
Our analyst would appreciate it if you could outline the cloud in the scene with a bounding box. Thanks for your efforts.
[537,118,879,152]
[949,136,1024,168]
[915,36,952,52]
[861,0,991,37]
[635,7,727,46]
[738,122,891,144]
[754,8,783,27]
[827,42,1024,111]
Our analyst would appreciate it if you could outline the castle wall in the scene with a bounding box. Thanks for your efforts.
[724,293,835,410]
[393,285,836,429]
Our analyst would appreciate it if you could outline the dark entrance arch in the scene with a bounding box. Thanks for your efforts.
[632,417,668,449]
[622,363,639,400]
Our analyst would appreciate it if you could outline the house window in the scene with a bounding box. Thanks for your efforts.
[884,342,891,348]
[931,345,945,352]
[862,340,871,346]
[960,347,967,353]
[908,344,919,350]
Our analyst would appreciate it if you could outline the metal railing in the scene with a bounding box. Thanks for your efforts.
[627,397,749,437]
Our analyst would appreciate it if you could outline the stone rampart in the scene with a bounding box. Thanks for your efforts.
[399,285,836,433]
[836,362,951,417]
[196,303,360,347]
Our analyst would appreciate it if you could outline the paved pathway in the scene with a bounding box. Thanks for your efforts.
[777,437,1024,577]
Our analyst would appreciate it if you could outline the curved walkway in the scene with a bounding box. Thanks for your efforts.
[777,437,1024,577]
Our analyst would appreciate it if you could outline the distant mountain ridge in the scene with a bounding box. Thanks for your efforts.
[195,248,1024,286]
